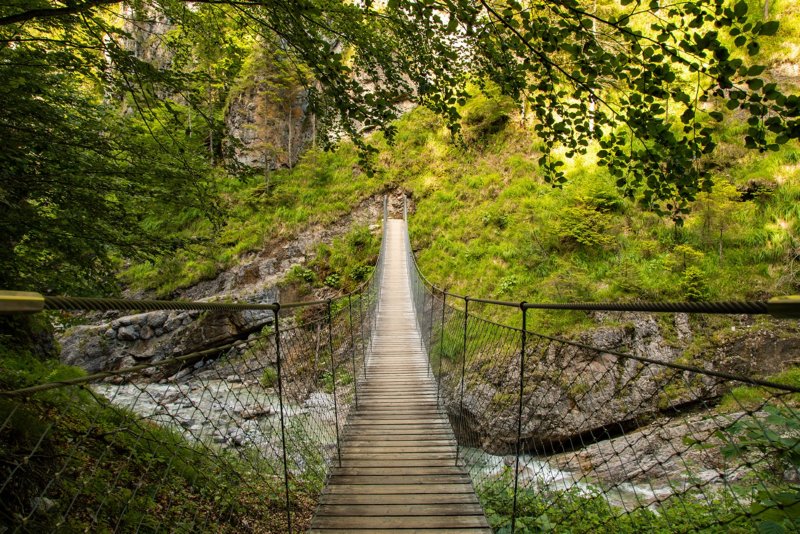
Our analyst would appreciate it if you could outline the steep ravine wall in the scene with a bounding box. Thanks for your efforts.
[443,312,800,455]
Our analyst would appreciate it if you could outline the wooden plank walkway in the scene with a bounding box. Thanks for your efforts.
[309,219,491,532]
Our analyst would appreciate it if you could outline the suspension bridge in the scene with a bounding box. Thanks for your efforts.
[1,197,800,533]
[309,219,490,532]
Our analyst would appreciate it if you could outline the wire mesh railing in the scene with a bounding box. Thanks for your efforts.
[0,199,390,533]
[403,196,800,533]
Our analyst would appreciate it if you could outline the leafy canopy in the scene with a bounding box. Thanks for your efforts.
[0,0,797,292]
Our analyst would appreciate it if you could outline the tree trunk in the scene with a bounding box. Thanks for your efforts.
[287,100,294,169]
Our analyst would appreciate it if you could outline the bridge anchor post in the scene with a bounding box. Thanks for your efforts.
[511,304,527,533]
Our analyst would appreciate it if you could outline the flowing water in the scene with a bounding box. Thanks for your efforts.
[93,380,339,462]
[464,447,675,513]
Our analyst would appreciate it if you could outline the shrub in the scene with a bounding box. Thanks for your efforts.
[260,366,278,387]
[498,275,518,295]
[324,273,341,288]
[482,211,510,230]
[558,205,615,248]
[350,264,373,282]
[681,266,709,301]
[460,88,515,144]
[285,265,316,285]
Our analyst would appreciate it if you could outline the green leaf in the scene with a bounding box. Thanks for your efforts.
[756,520,785,534]
[760,20,780,36]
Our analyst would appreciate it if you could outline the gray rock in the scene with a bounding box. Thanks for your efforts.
[784,467,800,484]
[168,368,191,382]
[552,413,739,486]
[111,317,132,329]
[675,313,692,342]
[60,325,116,373]
[148,311,169,329]
[139,325,154,340]
[305,392,335,410]
[163,313,186,332]
[228,429,247,446]
[104,328,116,339]
[240,407,274,419]
[117,325,139,341]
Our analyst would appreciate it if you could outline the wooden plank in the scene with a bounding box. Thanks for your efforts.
[340,447,457,455]
[340,453,457,461]
[328,475,472,485]
[329,459,462,468]
[319,493,480,505]
[341,440,455,448]
[315,503,486,516]
[311,516,490,529]
[331,466,465,476]
[323,483,478,495]
[309,529,491,534]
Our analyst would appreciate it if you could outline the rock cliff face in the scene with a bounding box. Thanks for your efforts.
[442,313,800,456]
[58,193,389,374]
[225,84,314,170]
[60,308,273,375]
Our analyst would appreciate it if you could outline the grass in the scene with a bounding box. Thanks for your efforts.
[0,336,317,532]
[393,104,800,331]
[720,367,800,411]
[121,143,382,297]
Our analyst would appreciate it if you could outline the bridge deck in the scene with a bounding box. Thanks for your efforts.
[309,219,490,532]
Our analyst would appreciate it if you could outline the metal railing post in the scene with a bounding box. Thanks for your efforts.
[455,296,469,467]
[436,291,446,407]
[383,195,388,224]
[511,304,527,533]
[358,287,367,377]
[403,194,407,221]
[348,294,358,409]
[327,299,342,467]
[274,304,292,534]
[428,285,435,368]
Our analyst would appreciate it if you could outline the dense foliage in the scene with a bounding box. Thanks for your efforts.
[2,0,798,296]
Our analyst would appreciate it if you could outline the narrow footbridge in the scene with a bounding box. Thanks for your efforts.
[309,219,491,532]
[2,196,800,533]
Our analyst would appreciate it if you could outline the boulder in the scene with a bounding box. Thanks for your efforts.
[117,325,139,341]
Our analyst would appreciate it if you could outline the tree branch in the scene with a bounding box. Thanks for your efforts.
[0,0,122,26]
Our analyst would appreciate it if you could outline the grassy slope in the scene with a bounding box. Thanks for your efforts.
[0,333,312,532]
[123,144,383,297]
